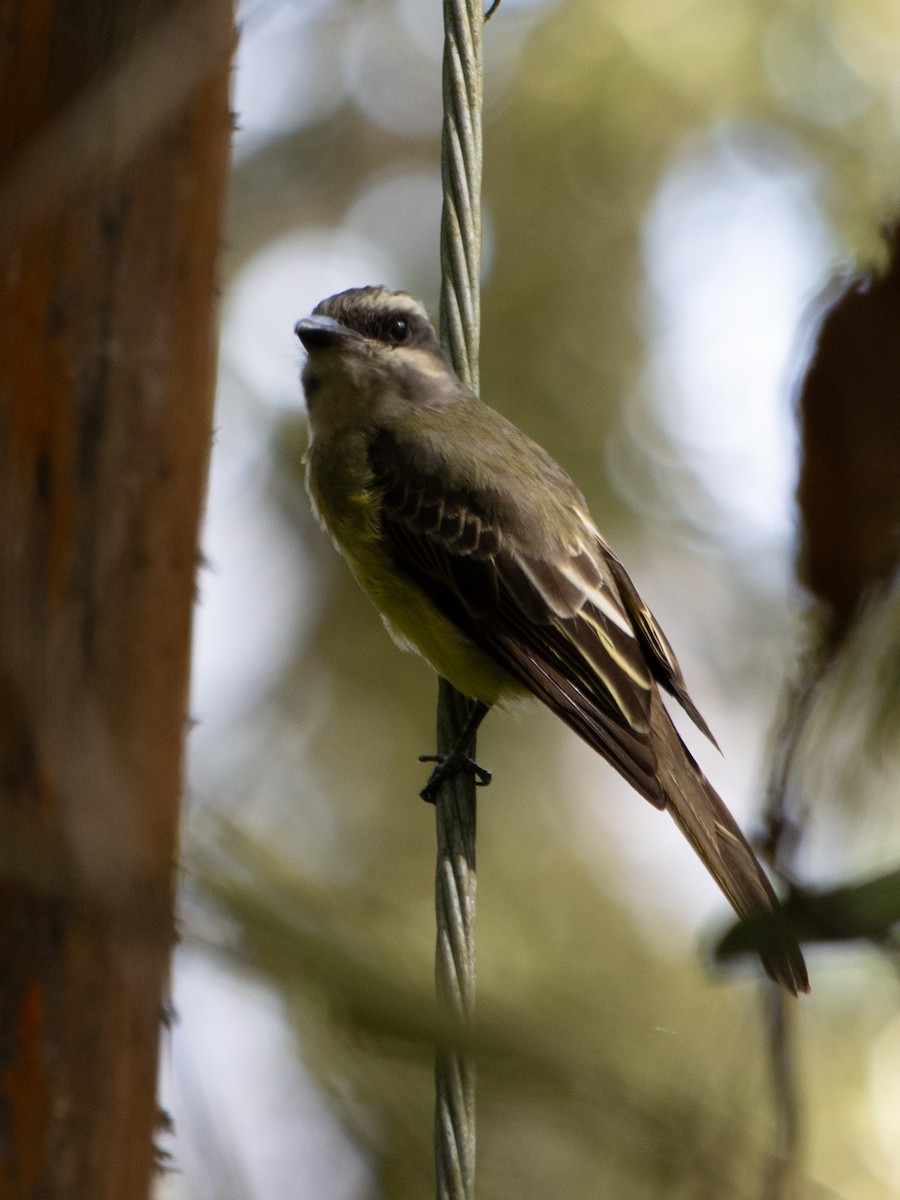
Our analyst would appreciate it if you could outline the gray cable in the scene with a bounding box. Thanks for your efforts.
[434,2,488,1197]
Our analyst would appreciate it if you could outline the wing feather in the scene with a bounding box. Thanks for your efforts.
[370,429,672,806]
[601,544,718,746]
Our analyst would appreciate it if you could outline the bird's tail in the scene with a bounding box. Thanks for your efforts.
[651,696,810,995]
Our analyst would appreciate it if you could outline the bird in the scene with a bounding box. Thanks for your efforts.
[295,284,809,995]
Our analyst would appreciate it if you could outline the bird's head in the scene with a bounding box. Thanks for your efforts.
[295,286,458,438]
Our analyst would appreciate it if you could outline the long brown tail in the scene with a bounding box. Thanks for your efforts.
[651,695,809,995]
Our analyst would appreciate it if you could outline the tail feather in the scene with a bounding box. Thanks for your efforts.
[651,696,810,995]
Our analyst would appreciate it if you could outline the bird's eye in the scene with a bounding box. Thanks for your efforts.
[387,317,409,344]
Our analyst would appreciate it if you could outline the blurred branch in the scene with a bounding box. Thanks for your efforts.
[760,221,900,907]
[762,994,801,1200]
[717,867,900,960]
[196,831,842,1200]
[756,221,900,1198]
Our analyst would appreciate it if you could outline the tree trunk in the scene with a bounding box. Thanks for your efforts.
[0,3,233,1197]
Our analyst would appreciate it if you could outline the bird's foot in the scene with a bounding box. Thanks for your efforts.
[418,751,492,804]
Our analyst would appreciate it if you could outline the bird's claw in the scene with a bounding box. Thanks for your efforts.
[418,752,492,804]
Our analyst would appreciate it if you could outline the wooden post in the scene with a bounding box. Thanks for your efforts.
[0,3,233,1196]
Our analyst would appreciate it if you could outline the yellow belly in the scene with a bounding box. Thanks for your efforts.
[344,544,522,705]
[307,440,522,705]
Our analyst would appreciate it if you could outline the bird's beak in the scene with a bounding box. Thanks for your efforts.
[294,314,364,352]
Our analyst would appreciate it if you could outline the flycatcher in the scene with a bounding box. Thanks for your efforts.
[296,285,809,995]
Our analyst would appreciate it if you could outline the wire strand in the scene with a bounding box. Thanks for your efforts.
[433,1,487,1197]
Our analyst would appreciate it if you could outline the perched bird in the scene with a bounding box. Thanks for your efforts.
[295,285,809,995]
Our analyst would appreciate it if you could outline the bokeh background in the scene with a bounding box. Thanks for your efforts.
[156,1,900,1196]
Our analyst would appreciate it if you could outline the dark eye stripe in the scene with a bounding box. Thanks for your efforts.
[316,297,441,352]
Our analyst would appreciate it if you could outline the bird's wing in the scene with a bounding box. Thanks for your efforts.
[369,429,678,807]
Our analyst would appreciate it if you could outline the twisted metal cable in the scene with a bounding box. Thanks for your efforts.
[439,0,484,393]
[433,684,478,1200]
[434,2,490,1197]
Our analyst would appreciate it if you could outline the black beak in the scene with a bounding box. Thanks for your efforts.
[294,314,362,352]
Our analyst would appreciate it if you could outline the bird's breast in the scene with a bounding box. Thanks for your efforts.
[306,433,522,706]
